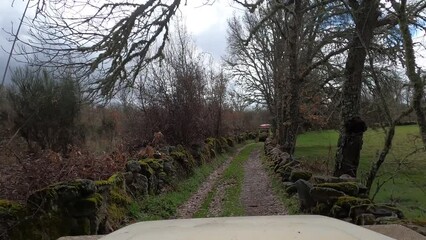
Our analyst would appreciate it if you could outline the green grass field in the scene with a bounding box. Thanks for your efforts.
[295,125,426,221]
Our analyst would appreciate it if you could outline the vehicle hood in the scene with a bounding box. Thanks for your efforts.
[99,215,394,240]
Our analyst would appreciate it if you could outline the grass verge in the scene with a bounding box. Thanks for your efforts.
[295,125,426,221]
[220,143,261,217]
[193,188,216,218]
[133,149,236,221]
[260,150,300,214]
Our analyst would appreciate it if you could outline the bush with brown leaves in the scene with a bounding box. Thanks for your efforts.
[0,146,127,202]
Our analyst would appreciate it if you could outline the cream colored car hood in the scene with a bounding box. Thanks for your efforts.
[100,215,394,240]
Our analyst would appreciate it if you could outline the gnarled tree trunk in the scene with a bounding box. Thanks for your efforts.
[334,0,380,177]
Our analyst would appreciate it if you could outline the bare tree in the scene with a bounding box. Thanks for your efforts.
[227,0,349,154]
[19,0,183,96]
[390,0,426,148]
[334,0,426,177]
[334,0,381,177]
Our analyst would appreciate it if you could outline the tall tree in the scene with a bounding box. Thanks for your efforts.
[390,0,426,148]
[227,1,348,154]
[334,0,380,177]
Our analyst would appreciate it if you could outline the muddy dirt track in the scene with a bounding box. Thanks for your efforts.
[177,144,286,218]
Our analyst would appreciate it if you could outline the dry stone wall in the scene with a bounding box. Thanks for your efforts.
[264,138,404,226]
[0,133,258,240]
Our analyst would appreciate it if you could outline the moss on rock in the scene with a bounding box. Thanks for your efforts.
[143,158,163,171]
[311,203,330,215]
[138,161,156,177]
[0,200,26,218]
[335,196,371,210]
[310,187,346,203]
[316,182,359,196]
[289,170,312,182]
[170,145,195,174]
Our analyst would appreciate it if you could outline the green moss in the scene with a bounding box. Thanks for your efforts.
[310,187,346,203]
[142,158,163,171]
[205,138,217,149]
[289,170,312,182]
[107,203,127,227]
[107,173,123,184]
[170,146,195,172]
[109,187,132,205]
[317,182,359,196]
[138,161,155,177]
[83,193,103,207]
[94,180,110,186]
[0,199,26,216]
[335,196,371,209]
[311,203,330,215]
[332,196,371,219]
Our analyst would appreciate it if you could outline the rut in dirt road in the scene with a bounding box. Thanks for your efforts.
[241,150,287,216]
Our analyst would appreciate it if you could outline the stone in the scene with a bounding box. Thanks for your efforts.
[126,161,141,173]
[279,166,294,182]
[289,170,312,182]
[123,172,133,184]
[76,179,97,197]
[274,159,299,173]
[334,196,371,212]
[315,182,359,196]
[312,203,331,215]
[139,161,155,177]
[349,204,404,222]
[153,152,162,159]
[70,193,103,217]
[282,182,297,196]
[373,204,404,219]
[332,195,371,219]
[356,213,376,225]
[310,187,345,203]
[312,175,356,184]
[375,213,400,224]
[131,173,149,196]
[148,174,158,195]
[294,179,316,211]
[163,160,175,175]
[331,205,348,219]
[357,183,368,196]
[339,174,356,180]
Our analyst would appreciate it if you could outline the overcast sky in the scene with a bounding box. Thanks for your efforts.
[1,1,425,85]
[0,0,242,84]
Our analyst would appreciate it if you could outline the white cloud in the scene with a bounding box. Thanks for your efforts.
[179,0,242,61]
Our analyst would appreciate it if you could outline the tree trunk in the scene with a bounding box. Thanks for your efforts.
[393,0,426,147]
[276,1,303,155]
[334,0,379,177]
[280,79,302,154]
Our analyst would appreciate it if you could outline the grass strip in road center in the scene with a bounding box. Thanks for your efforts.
[221,143,261,217]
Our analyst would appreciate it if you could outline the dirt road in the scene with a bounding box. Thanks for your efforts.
[177,144,286,218]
